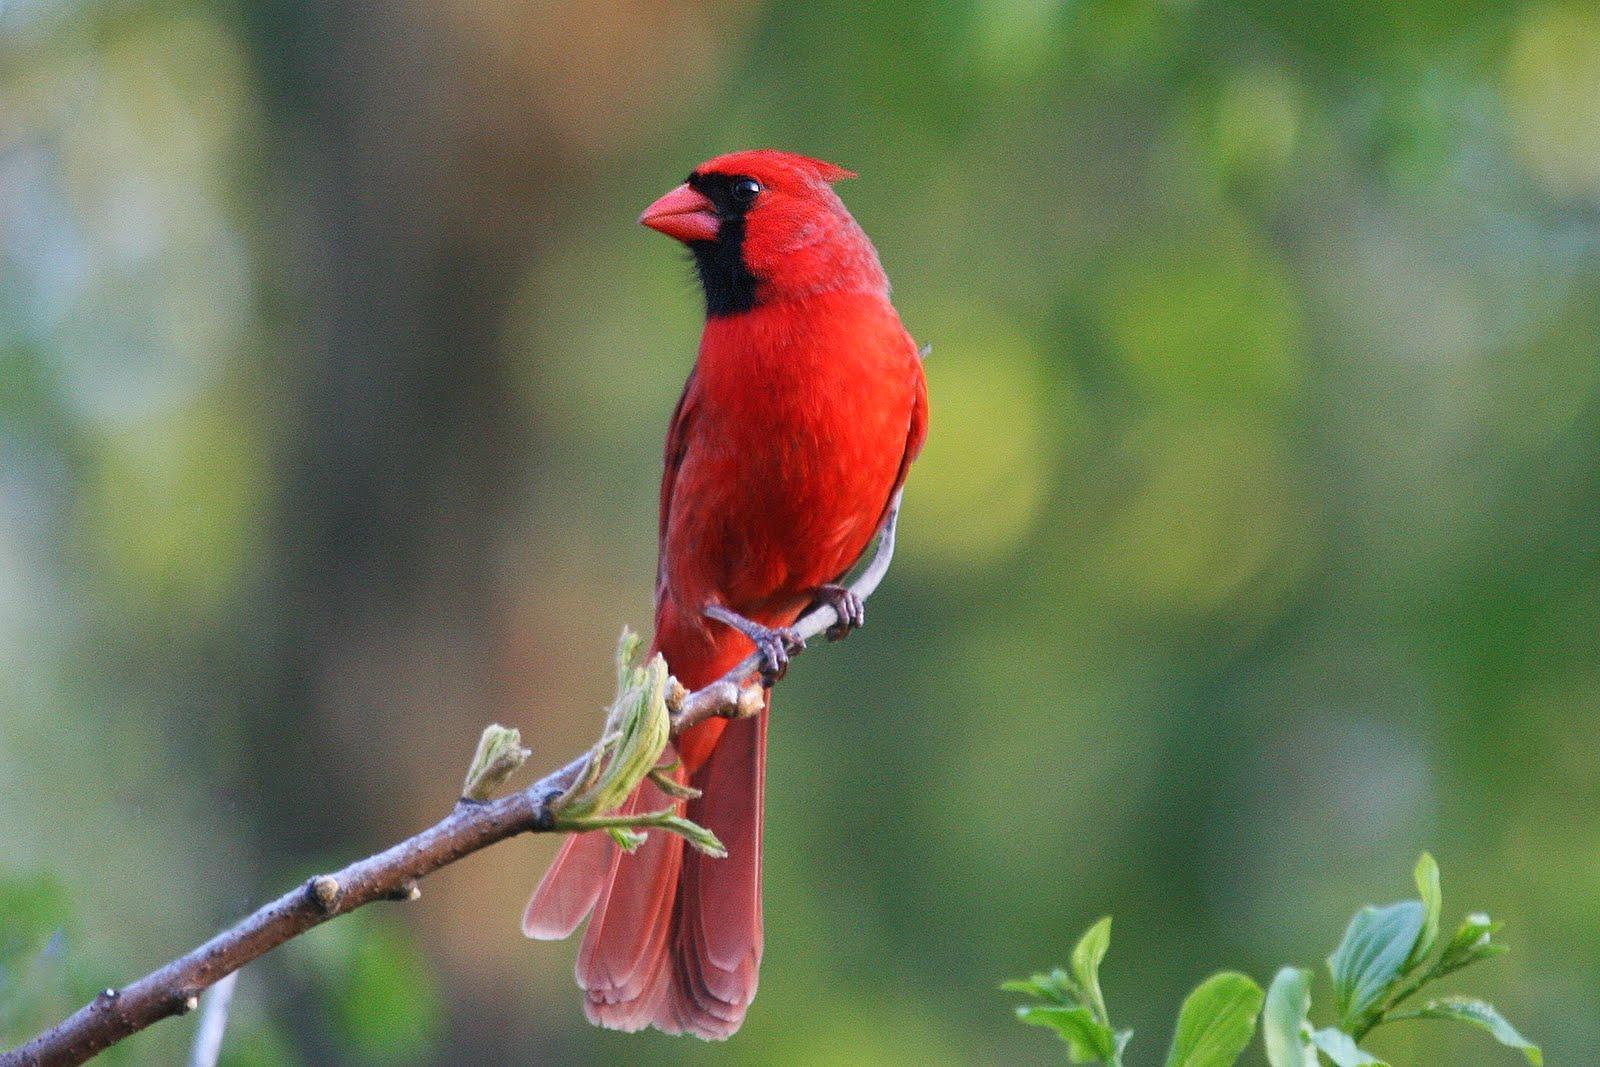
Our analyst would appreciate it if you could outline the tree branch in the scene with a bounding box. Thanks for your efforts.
[3,494,901,1067]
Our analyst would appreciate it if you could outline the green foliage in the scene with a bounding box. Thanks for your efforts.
[1435,913,1508,976]
[1326,901,1425,1025]
[460,724,530,801]
[1164,973,1263,1067]
[1003,919,1131,1064]
[1410,854,1441,968]
[1263,968,1318,1067]
[1389,998,1540,1064]
[1314,852,1537,1062]
[1308,1027,1387,1066]
[1007,854,1537,1066]
[548,629,724,857]
[1015,1004,1128,1064]
[1004,918,1255,1067]
[1070,916,1113,1030]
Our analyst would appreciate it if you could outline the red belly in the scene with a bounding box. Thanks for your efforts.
[660,292,916,628]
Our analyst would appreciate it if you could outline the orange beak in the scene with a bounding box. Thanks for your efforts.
[639,183,720,243]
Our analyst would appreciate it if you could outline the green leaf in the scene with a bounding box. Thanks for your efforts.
[460,723,529,801]
[1017,1003,1120,1062]
[1008,945,1126,1065]
[1327,900,1425,1024]
[1310,1027,1389,1066]
[1164,971,1263,1067]
[1403,997,1541,1065]
[606,827,647,851]
[1071,917,1113,1025]
[1263,967,1318,1067]
[1001,967,1080,1004]
[552,631,672,824]
[1436,912,1506,975]
[1000,976,1049,997]
[1411,853,1441,967]
[647,766,702,800]
[648,811,728,858]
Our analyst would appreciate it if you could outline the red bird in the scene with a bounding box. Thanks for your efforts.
[523,150,928,1039]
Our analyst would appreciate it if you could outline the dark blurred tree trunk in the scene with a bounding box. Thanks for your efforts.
[227,5,728,1056]
[241,0,555,860]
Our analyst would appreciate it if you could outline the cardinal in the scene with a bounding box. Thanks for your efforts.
[523,150,928,1039]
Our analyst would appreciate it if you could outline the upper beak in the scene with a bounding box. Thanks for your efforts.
[639,183,720,243]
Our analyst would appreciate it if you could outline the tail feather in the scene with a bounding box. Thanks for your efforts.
[524,704,767,1040]
[669,708,765,1037]
[574,779,685,1025]
[522,827,613,941]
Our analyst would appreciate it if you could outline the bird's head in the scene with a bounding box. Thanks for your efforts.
[639,149,888,317]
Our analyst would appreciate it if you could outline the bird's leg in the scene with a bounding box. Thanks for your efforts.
[810,583,865,641]
[703,604,804,687]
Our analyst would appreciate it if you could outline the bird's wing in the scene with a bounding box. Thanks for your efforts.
[657,364,701,596]
[878,345,928,529]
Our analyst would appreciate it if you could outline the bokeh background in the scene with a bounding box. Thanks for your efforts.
[3,1,1599,1063]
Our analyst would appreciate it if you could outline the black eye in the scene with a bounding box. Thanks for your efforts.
[730,178,761,204]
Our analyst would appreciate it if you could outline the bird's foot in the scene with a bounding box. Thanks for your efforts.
[811,583,865,641]
[703,605,805,686]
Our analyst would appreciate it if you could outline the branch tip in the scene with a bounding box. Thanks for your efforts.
[462,724,531,801]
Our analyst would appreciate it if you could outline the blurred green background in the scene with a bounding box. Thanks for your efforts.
[3,0,1599,1063]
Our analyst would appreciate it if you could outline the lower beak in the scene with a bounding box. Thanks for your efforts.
[639,184,720,243]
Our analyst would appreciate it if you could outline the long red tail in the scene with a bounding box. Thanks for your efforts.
[524,700,766,1039]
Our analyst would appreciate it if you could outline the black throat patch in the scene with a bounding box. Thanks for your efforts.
[685,172,759,317]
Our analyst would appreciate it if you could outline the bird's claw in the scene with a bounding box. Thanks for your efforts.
[814,583,865,641]
[753,626,804,686]
[703,604,805,687]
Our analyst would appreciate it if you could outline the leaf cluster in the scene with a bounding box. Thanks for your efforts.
[547,628,724,857]
[1005,854,1538,1066]
[1266,853,1538,1066]
[1004,918,1261,1067]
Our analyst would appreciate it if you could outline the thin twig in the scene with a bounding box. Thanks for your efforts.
[3,500,901,1067]
[186,971,238,1067]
